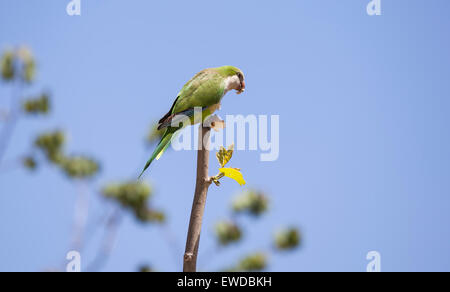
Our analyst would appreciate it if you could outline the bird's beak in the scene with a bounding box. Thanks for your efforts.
[237,80,245,94]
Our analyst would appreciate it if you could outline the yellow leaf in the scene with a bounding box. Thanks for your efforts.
[216,144,234,167]
[219,167,246,186]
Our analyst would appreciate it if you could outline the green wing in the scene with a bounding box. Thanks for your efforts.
[158,69,225,130]
[173,69,224,113]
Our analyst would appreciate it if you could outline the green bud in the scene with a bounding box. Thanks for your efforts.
[102,181,164,224]
[60,156,100,179]
[214,220,242,245]
[103,181,152,208]
[23,156,37,171]
[22,94,50,115]
[34,131,66,164]
[135,208,166,224]
[236,252,267,272]
[138,265,154,272]
[1,51,15,81]
[275,227,301,251]
[232,189,269,216]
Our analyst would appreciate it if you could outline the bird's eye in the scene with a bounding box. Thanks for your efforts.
[237,72,243,81]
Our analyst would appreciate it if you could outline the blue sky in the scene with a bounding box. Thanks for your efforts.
[0,0,450,271]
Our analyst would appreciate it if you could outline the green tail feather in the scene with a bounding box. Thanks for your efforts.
[138,131,173,179]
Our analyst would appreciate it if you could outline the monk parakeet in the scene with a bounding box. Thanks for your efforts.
[139,66,246,178]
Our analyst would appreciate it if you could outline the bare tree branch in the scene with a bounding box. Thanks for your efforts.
[71,181,90,251]
[0,81,21,165]
[183,125,212,272]
[86,208,123,272]
[0,109,9,122]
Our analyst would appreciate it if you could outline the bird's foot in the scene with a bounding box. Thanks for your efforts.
[204,114,225,132]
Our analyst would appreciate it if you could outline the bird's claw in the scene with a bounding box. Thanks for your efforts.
[204,114,225,132]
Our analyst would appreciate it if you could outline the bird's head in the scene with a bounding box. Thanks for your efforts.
[216,66,246,95]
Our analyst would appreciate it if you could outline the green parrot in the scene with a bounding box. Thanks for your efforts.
[139,65,246,178]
